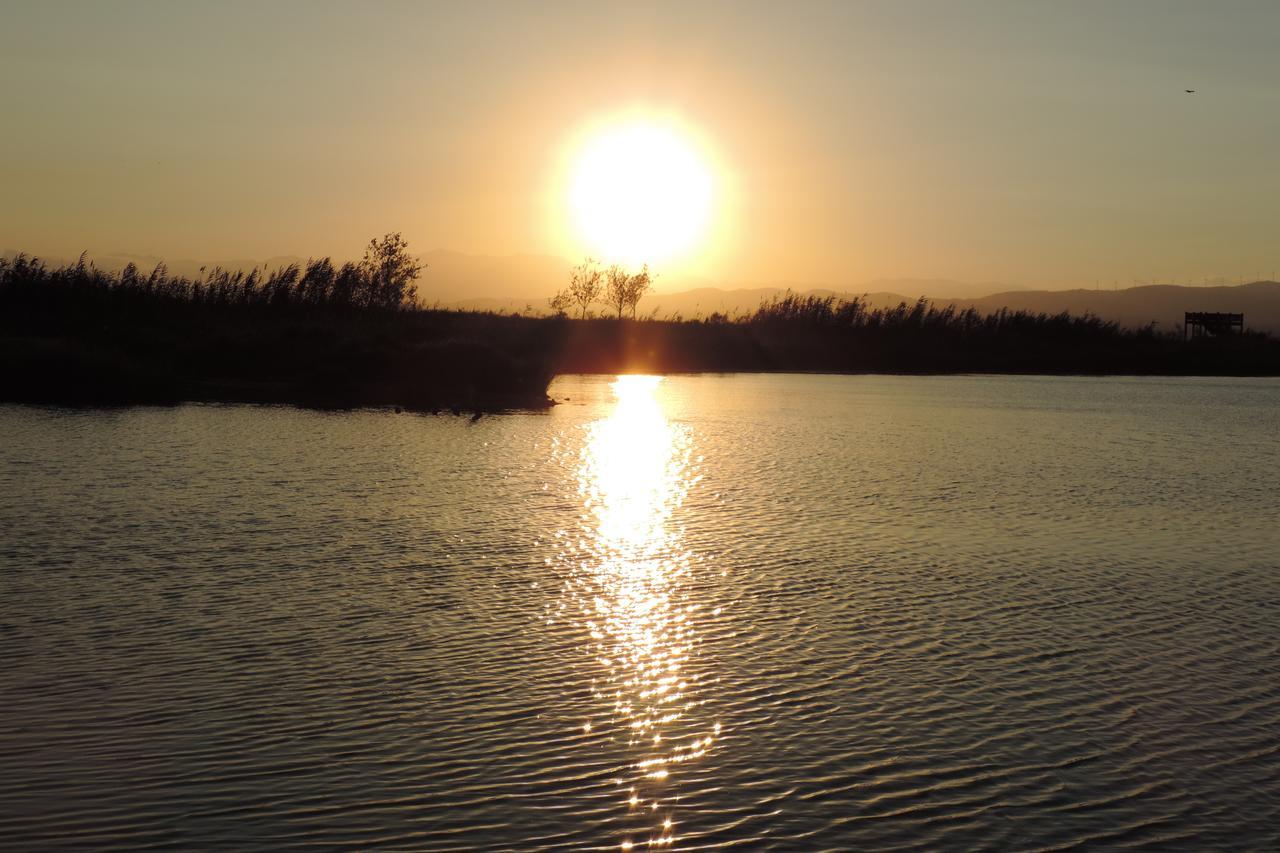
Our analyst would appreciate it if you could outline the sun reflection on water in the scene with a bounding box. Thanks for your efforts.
[555,375,718,848]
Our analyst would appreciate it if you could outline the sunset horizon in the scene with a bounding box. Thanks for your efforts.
[4,2,1279,851]
[5,1,1278,289]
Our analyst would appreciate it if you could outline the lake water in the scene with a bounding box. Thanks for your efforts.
[2,374,1279,851]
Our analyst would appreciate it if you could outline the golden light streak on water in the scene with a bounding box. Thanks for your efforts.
[559,375,715,848]
[7,377,1280,848]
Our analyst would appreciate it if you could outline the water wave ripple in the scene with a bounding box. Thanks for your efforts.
[2,374,1279,850]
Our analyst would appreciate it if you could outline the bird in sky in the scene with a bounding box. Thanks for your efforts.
[1185,89,1196,93]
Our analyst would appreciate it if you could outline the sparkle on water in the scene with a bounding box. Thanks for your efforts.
[5,374,1280,850]
[557,375,712,848]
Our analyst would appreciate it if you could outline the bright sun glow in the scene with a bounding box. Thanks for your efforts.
[568,120,716,268]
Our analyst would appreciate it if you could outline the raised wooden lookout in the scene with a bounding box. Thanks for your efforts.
[1184,312,1244,339]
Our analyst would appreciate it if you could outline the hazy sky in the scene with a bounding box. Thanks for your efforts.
[3,0,1278,289]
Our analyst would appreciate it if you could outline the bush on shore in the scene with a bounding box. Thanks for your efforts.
[3,253,1278,411]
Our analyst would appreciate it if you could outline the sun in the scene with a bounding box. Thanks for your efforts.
[566,119,716,269]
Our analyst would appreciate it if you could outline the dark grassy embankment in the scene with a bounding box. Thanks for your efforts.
[548,293,1280,376]
[0,255,555,410]
[4,257,1279,412]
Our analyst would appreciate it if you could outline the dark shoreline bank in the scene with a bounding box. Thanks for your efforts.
[5,310,1280,414]
[4,255,1279,412]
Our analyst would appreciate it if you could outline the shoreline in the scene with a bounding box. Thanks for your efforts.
[5,311,1280,414]
[5,257,1279,409]
[6,356,1280,417]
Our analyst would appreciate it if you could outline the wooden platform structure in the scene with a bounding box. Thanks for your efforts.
[1185,312,1244,339]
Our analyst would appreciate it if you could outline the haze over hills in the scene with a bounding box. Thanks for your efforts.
[954,282,1280,335]
[428,250,1280,335]
[6,247,1277,334]
[410,252,1280,334]
[415,252,1016,304]
[450,283,1280,335]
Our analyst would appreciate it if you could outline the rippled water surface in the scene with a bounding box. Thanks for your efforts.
[3,374,1280,850]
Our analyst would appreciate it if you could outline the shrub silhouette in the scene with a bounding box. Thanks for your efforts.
[0,232,421,317]
[0,238,552,410]
[555,259,604,319]
[358,232,423,309]
[3,252,1278,411]
[603,264,652,319]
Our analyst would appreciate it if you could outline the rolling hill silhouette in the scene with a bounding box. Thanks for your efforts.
[950,282,1280,334]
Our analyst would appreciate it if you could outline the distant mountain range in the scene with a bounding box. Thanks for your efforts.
[7,247,1278,334]
[449,281,1280,336]
[946,282,1280,335]
[416,252,1280,334]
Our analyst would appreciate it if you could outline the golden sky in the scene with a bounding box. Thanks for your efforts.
[2,0,1278,290]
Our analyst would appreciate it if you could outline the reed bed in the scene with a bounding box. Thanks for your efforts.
[3,254,1277,410]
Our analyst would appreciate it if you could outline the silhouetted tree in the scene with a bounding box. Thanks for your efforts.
[604,264,629,318]
[358,232,423,309]
[624,265,651,319]
[557,258,602,319]
[603,263,653,319]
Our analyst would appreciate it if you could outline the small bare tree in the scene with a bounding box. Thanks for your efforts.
[558,258,602,319]
[604,263,654,319]
[604,264,630,318]
[623,264,652,319]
